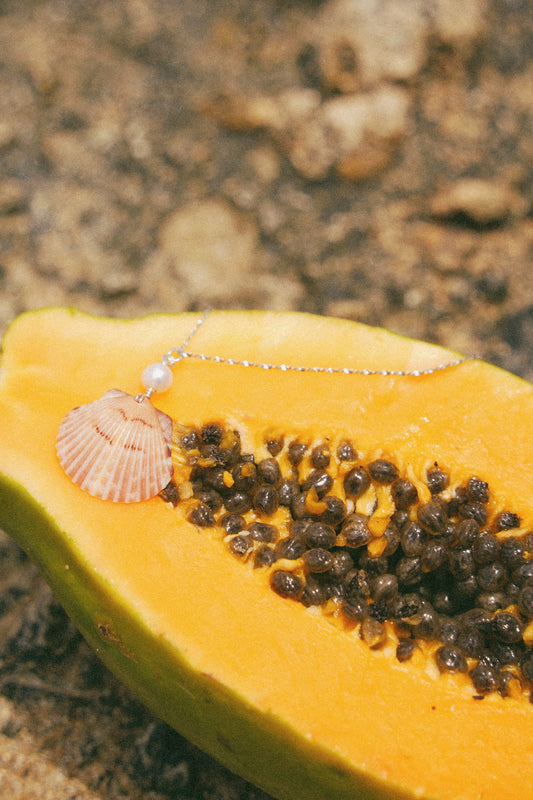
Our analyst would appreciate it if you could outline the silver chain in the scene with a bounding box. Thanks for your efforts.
[160,309,473,378]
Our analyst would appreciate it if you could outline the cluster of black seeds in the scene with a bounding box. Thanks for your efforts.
[163,422,533,700]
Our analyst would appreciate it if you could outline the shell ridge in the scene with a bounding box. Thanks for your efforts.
[116,409,148,502]
[98,404,144,501]
[125,399,158,502]
[66,438,105,487]
[139,403,165,501]
[139,419,156,502]
[57,415,109,486]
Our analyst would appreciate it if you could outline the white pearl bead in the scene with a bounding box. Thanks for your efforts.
[141,362,174,393]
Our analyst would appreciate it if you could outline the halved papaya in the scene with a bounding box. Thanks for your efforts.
[0,307,532,800]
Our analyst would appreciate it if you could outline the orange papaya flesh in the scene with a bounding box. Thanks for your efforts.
[0,307,532,800]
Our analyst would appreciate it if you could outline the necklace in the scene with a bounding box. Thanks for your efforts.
[56,310,474,504]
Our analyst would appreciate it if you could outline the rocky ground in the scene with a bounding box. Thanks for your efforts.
[0,0,532,798]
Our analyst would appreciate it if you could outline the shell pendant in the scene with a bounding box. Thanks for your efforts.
[56,389,174,503]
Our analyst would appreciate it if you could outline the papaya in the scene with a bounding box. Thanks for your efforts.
[0,306,533,800]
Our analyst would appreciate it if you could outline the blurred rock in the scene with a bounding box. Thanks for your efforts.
[287,87,410,180]
[156,199,259,302]
[431,0,488,51]
[430,179,527,227]
[0,180,26,215]
[312,0,428,90]
[201,88,322,133]
[475,269,509,304]
[30,184,133,289]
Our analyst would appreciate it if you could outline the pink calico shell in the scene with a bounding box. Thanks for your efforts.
[56,389,174,503]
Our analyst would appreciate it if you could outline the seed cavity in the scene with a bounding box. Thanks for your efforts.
[172,422,533,700]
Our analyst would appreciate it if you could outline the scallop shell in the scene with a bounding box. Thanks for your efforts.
[56,389,174,503]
